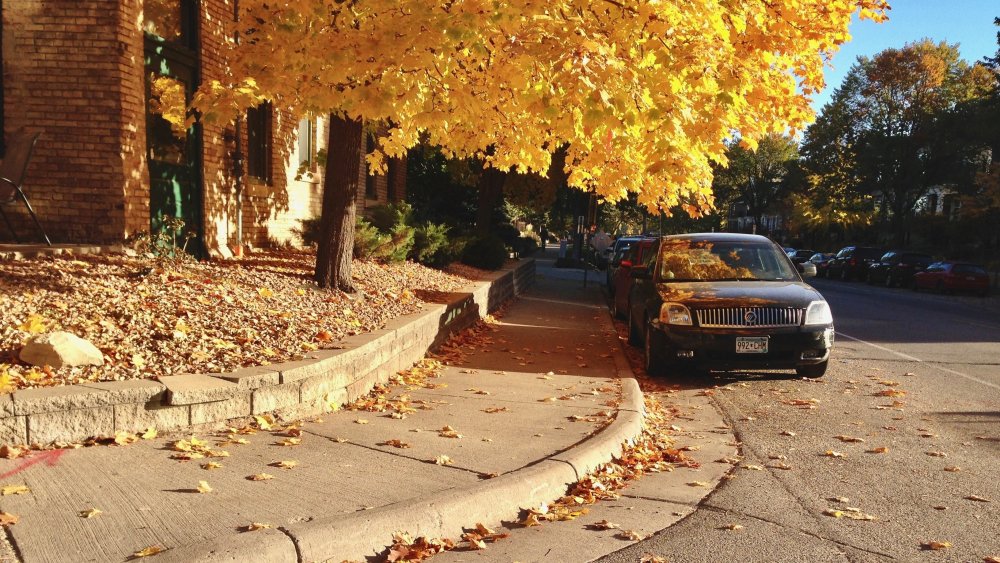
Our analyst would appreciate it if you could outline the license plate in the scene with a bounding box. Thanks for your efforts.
[736,337,768,354]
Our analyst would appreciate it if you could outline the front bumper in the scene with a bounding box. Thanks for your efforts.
[650,321,834,370]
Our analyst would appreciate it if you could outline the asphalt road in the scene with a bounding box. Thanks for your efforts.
[598,277,1000,563]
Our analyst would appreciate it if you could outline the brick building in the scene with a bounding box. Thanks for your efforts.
[0,0,405,255]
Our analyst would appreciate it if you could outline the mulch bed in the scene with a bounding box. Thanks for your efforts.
[0,249,490,392]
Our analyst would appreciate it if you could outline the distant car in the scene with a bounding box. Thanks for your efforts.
[788,250,816,264]
[827,246,885,281]
[605,236,643,292]
[610,238,658,319]
[912,262,990,296]
[808,253,836,278]
[627,233,834,378]
[867,251,934,288]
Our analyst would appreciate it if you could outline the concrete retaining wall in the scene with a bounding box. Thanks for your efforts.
[0,260,535,447]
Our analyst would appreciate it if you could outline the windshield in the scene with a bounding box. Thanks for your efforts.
[657,240,799,282]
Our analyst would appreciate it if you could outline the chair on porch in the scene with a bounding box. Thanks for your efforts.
[0,128,51,246]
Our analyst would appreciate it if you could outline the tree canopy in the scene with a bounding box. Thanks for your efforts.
[195,0,889,214]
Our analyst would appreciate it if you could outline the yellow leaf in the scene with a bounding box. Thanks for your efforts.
[1,485,29,496]
[271,460,298,469]
[247,473,274,481]
[866,447,889,454]
[132,546,165,558]
[19,314,47,334]
[131,354,146,369]
[201,462,223,470]
[253,415,273,430]
[435,455,453,466]
[258,287,274,299]
[243,522,272,532]
[834,435,865,443]
[140,427,158,440]
[920,541,952,550]
[197,481,213,493]
[79,508,103,518]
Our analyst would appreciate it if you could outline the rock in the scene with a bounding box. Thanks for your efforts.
[19,332,105,368]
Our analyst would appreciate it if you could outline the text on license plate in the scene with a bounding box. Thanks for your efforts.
[736,337,768,354]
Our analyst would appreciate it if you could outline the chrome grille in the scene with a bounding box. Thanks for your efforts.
[696,307,803,328]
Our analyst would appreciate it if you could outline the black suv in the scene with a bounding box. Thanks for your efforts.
[826,246,885,281]
[867,251,934,288]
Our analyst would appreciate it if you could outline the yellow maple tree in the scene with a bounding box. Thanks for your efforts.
[194,0,888,286]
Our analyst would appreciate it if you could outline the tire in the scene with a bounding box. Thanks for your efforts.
[643,322,666,376]
[796,361,827,378]
[627,304,641,346]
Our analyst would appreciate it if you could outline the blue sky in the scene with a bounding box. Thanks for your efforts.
[811,0,999,112]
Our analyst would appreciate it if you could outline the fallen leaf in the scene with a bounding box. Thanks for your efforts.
[874,389,906,397]
[617,530,648,541]
[271,460,298,469]
[0,512,16,527]
[823,450,846,458]
[435,455,453,466]
[131,546,165,558]
[140,427,158,440]
[380,439,410,449]
[242,522,272,532]
[0,445,25,459]
[201,462,223,470]
[964,495,990,503]
[834,435,865,443]
[354,419,369,425]
[639,556,668,563]
[589,519,621,530]
[742,464,764,471]
[780,430,796,437]
[197,481,212,494]
[79,508,102,518]
[827,496,850,503]
[278,438,301,447]
[438,426,463,439]
[247,473,274,481]
[920,541,952,551]
[687,481,711,487]
[1,485,29,496]
[719,524,744,531]
[926,451,947,458]
[483,406,509,414]
[943,466,961,472]
[866,447,889,454]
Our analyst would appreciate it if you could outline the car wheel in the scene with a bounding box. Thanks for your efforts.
[627,304,641,346]
[643,322,666,376]
[610,297,621,320]
[796,361,827,378]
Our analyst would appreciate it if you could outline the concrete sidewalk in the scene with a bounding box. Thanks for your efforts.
[0,255,643,563]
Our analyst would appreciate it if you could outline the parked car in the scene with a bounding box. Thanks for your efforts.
[826,246,885,281]
[808,253,836,278]
[610,238,658,319]
[867,251,934,287]
[605,236,644,293]
[627,233,834,378]
[912,262,991,296]
[787,249,816,264]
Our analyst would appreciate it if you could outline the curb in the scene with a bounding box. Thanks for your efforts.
[159,268,647,563]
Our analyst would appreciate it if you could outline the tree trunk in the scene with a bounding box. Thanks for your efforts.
[315,114,363,291]
[476,166,505,236]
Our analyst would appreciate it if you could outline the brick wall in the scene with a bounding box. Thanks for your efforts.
[2,0,136,243]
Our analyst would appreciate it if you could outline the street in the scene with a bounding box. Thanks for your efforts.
[597,277,1000,563]
[434,272,1000,563]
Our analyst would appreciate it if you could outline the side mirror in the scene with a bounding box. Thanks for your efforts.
[630,266,650,279]
[798,262,817,278]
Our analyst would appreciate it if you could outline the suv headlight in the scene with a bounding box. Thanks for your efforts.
[659,302,692,325]
[804,300,833,326]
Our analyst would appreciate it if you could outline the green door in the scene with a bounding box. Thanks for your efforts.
[144,1,202,255]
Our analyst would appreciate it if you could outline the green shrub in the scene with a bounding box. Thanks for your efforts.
[411,222,451,265]
[368,202,413,232]
[461,235,508,270]
[293,217,322,247]
[353,217,414,262]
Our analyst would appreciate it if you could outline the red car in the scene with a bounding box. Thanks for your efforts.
[912,262,991,296]
[610,238,658,319]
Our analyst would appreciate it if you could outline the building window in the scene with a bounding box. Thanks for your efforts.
[246,102,273,183]
[297,118,314,168]
[365,135,377,199]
